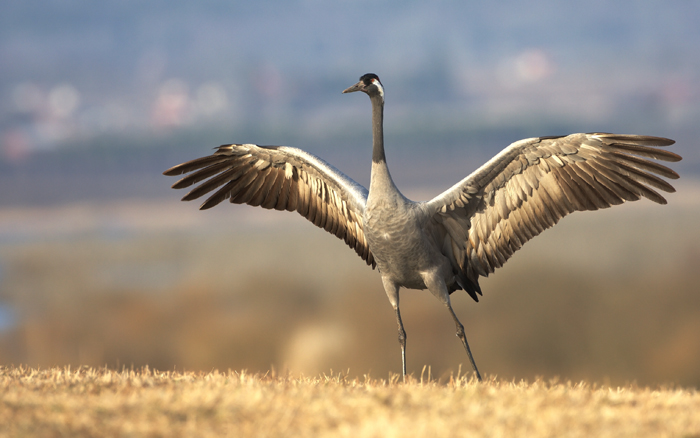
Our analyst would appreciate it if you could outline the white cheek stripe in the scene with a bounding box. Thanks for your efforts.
[373,79,385,99]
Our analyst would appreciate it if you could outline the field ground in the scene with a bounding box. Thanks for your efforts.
[1,366,699,437]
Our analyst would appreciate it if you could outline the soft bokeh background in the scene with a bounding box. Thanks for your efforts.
[1,1,699,386]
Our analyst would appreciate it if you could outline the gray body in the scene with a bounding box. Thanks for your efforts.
[164,74,681,381]
[365,166,438,291]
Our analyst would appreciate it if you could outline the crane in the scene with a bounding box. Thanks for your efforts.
[164,73,682,382]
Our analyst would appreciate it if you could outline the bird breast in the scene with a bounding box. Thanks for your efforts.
[364,199,445,289]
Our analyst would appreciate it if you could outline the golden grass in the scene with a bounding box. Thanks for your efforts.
[1,366,699,438]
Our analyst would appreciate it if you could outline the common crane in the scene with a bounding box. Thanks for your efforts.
[164,73,681,381]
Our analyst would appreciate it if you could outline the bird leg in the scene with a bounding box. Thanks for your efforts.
[395,306,407,381]
[423,273,483,382]
[446,303,482,382]
[382,277,407,382]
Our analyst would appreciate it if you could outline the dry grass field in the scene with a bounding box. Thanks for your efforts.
[1,365,699,437]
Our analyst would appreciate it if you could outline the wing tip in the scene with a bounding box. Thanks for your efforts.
[591,133,676,147]
[163,165,184,176]
[662,151,683,163]
[198,199,219,210]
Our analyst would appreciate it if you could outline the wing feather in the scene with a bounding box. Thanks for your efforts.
[164,144,375,267]
[425,133,680,299]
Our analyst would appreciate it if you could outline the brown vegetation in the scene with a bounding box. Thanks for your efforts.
[1,366,699,437]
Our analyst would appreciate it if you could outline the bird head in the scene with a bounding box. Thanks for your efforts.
[343,73,384,99]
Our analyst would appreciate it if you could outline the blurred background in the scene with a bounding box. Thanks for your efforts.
[1,0,699,387]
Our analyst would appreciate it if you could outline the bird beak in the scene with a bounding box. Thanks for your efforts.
[342,81,364,94]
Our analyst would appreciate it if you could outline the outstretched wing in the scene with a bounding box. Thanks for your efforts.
[164,143,375,267]
[425,133,681,300]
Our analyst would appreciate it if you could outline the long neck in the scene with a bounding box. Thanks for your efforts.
[371,94,386,164]
[368,93,399,196]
